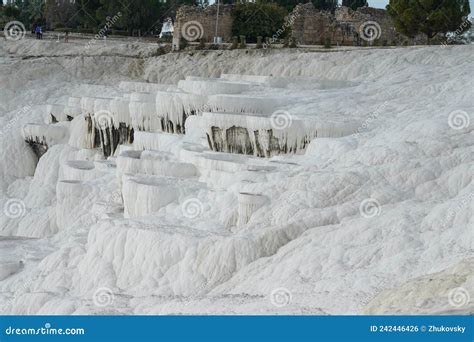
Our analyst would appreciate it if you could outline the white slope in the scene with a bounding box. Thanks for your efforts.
[0,39,472,315]
[364,258,474,315]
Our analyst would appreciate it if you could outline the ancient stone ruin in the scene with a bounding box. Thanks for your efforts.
[290,4,410,46]
[172,4,424,48]
[172,5,233,50]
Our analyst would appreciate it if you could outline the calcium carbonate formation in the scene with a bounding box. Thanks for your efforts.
[18,75,360,227]
[2,42,472,316]
[16,74,357,236]
[24,75,355,160]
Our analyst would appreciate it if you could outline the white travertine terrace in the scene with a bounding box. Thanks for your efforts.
[117,150,197,179]
[220,74,272,84]
[2,43,471,316]
[45,104,66,122]
[22,123,69,154]
[237,192,268,227]
[68,114,95,149]
[63,105,82,120]
[133,131,182,152]
[109,98,131,126]
[60,75,355,159]
[80,96,99,115]
[119,81,173,93]
[122,174,203,218]
[202,111,358,157]
[155,90,208,133]
[55,180,94,230]
[207,94,287,114]
[177,79,252,95]
[68,97,82,107]
[59,160,104,182]
[129,92,160,132]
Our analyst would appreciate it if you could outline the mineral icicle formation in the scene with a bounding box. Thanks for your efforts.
[23,75,356,159]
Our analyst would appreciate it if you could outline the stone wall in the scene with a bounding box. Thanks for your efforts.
[290,4,341,45]
[172,4,427,49]
[173,5,233,50]
[290,4,409,46]
[335,6,400,44]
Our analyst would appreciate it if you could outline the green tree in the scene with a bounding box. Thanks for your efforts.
[28,0,46,23]
[122,0,165,35]
[387,0,471,41]
[45,0,76,28]
[255,0,337,13]
[262,0,301,13]
[74,0,101,29]
[313,0,337,11]
[97,0,196,36]
[95,0,129,32]
[232,2,288,43]
[342,0,368,11]
[3,4,20,19]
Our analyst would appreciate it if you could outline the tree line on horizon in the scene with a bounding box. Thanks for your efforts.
[0,0,470,41]
[0,0,370,35]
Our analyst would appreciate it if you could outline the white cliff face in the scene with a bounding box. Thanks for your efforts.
[0,39,472,315]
